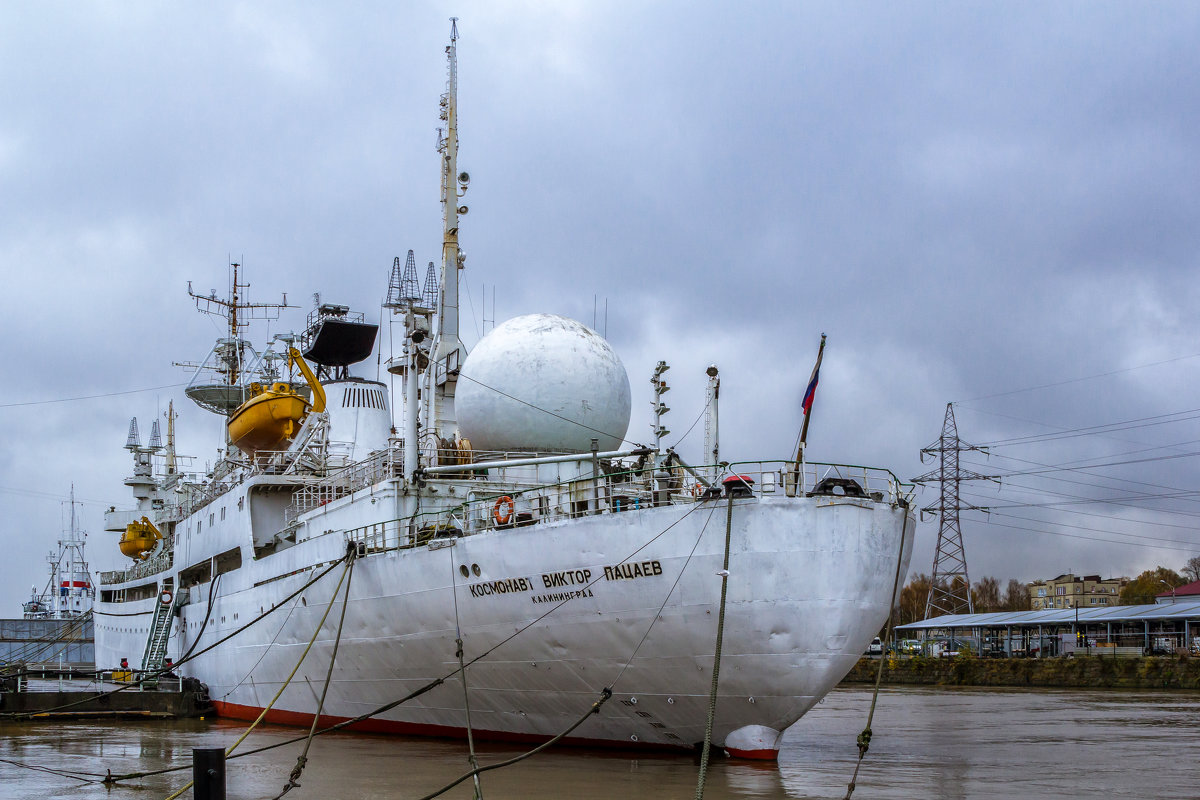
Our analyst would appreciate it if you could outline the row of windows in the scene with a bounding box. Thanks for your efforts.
[192,497,247,533]
[1039,596,1113,609]
[1041,584,1120,597]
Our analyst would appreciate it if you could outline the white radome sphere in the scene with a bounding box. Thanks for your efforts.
[456,314,631,453]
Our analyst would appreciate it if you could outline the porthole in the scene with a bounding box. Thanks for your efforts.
[459,565,469,578]
[472,563,481,576]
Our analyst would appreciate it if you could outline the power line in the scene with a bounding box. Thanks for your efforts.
[957,351,1200,403]
[0,486,126,508]
[962,481,1200,527]
[985,509,1200,550]
[965,486,1200,512]
[978,408,1200,449]
[0,383,186,409]
[962,448,1200,481]
[961,452,1200,511]
[971,515,1199,556]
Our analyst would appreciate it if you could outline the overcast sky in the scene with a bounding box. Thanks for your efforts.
[3,2,1200,614]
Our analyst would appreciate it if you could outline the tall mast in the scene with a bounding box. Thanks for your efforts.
[180,263,293,415]
[164,400,178,476]
[431,18,468,438]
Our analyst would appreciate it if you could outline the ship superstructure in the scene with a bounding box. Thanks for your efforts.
[93,24,914,760]
[22,486,95,620]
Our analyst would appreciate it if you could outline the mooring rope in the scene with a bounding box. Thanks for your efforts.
[411,500,714,800]
[6,553,351,722]
[160,554,355,800]
[611,499,719,690]
[448,547,484,800]
[694,493,735,800]
[843,508,911,800]
[0,611,93,669]
[0,756,97,783]
[58,503,707,788]
[271,547,356,799]
[415,688,614,800]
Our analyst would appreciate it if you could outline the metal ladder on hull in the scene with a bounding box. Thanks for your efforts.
[141,584,176,674]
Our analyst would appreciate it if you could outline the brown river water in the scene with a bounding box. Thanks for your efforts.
[2,686,1197,799]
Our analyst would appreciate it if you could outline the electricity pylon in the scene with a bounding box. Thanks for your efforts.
[914,403,996,618]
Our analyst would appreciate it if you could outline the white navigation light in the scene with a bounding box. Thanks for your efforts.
[456,314,631,453]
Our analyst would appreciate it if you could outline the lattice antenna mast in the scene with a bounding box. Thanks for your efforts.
[386,250,422,307]
[913,403,997,618]
[185,262,293,385]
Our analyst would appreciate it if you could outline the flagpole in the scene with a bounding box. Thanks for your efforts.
[795,333,826,462]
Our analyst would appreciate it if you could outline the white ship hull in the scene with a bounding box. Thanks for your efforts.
[94,29,914,760]
[96,487,912,755]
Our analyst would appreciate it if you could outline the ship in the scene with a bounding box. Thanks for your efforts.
[93,24,914,760]
[1,487,95,668]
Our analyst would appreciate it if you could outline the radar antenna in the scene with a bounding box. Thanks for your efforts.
[177,262,295,415]
[187,262,292,342]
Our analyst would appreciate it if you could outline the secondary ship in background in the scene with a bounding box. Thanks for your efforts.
[22,487,94,622]
[2,488,95,667]
[93,25,913,760]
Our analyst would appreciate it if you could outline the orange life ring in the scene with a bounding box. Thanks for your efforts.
[160,590,173,606]
[492,496,515,526]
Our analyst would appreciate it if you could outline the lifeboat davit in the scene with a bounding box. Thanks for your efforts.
[120,516,163,560]
[227,348,326,456]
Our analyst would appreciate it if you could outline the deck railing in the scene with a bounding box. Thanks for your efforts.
[284,448,404,525]
[342,460,913,554]
[99,542,174,586]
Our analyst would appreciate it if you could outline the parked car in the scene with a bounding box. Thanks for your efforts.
[866,637,883,655]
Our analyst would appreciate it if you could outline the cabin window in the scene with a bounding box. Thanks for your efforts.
[220,507,226,521]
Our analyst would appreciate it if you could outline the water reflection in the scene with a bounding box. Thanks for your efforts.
[2,687,1198,799]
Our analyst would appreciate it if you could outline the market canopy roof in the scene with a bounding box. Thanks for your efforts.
[896,599,1200,631]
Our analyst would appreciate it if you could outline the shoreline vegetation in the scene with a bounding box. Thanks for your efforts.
[841,654,1200,690]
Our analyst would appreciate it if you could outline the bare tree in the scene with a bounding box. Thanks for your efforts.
[1002,579,1030,611]
[1182,555,1200,584]
[972,576,1002,613]
[898,573,933,625]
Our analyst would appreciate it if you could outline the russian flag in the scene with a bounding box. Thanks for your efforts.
[802,339,824,415]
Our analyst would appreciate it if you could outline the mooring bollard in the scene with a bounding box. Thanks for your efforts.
[193,747,226,800]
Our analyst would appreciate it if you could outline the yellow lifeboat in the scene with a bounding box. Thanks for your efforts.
[227,348,326,456]
[120,516,163,560]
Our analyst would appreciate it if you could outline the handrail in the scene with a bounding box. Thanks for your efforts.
[341,459,912,554]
